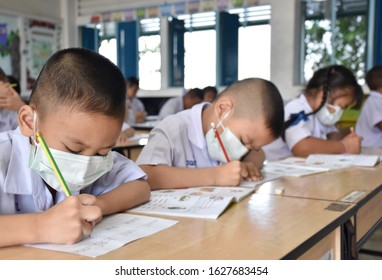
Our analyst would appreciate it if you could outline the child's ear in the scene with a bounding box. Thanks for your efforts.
[18,105,35,137]
[215,96,234,119]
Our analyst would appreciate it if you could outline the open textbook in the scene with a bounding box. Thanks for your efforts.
[262,154,380,178]
[306,154,380,168]
[28,214,178,258]
[263,157,332,177]
[239,171,283,187]
[130,186,255,219]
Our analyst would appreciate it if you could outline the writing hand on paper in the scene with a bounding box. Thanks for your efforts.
[341,131,362,154]
[36,194,102,244]
[214,160,242,186]
[240,161,263,182]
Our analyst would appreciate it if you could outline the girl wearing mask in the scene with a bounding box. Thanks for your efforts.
[263,65,363,161]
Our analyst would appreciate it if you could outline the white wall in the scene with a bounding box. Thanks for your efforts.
[267,0,302,101]
[0,0,61,19]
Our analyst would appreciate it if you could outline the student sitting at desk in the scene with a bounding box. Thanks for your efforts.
[136,78,284,189]
[117,121,136,145]
[263,65,363,161]
[158,88,204,120]
[0,68,25,133]
[355,65,382,148]
[0,48,150,247]
[125,76,147,124]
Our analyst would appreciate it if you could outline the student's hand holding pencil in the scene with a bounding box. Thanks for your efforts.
[214,160,243,186]
[36,194,102,244]
[0,81,25,111]
[341,127,362,154]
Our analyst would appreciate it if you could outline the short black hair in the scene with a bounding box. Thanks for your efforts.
[366,65,382,91]
[29,48,126,121]
[126,76,139,88]
[202,86,218,98]
[219,78,284,139]
[305,65,362,109]
[186,88,204,100]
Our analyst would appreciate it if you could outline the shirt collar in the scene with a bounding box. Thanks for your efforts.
[187,102,210,149]
[3,128,53,209]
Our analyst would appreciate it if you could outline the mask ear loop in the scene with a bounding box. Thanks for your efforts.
[216,110,231,130]
[31,111,39,146]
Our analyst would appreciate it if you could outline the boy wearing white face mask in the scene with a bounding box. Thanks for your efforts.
[263,65,363,161]
[0,48,150,247]
[136,78,285,190]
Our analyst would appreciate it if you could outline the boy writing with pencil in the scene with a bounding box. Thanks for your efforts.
[0,48,150,247]
[136,78,284,189]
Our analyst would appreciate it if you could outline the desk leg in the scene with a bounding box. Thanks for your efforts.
[341,220,356,259]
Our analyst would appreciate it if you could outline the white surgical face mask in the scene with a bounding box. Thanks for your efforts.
[29,112,114,193]
[205,112,249,163]
[316,103,343,126]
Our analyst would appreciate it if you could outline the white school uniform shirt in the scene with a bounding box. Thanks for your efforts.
[0,109,18,133]
[263,94,338,161]
[136,102,218,168]
[355,91,382,148]
[158,96,183,120]
[0,128,147,215]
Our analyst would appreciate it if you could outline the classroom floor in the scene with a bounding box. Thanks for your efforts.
[358,223,382,260]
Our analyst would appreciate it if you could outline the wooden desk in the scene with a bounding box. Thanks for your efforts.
[113,133,149,161]
[131,120,159,132]
[0,195,354,260]
[256,163,382,258]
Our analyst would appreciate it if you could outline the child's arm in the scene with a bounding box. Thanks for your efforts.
[291,135,362,157]
[0,194,101,247]
[94,180,150,216]
[242,149,265,168]
[140,162,244,190]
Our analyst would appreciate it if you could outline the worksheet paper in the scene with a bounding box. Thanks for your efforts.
[130,186,255,219]
[239,171,283,187]
[28,214,178,258]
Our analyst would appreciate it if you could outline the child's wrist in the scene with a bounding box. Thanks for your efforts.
[340,140,348,153]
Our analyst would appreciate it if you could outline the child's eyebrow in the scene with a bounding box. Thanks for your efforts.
[66,136,116,150]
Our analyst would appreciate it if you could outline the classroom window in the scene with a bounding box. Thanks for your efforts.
[238,25,271,80]
[98,19,161,89]
[230,5,271,80]
[99,38,117,65]
[139,18,161,90]
[184,29,216,89]
[139,34,161,90]
[301,0,368,83]
[179,12,216,89]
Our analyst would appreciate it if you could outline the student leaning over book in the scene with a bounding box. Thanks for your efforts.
[263,65,363,161]
[0,48,150,247]
[136,78,284,190]
[355,65,382,148]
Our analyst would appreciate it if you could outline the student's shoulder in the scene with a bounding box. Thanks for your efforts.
[0,130,18,161]
[285,95,307,112]
[0,129,16,144]
[155,110,191,133]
